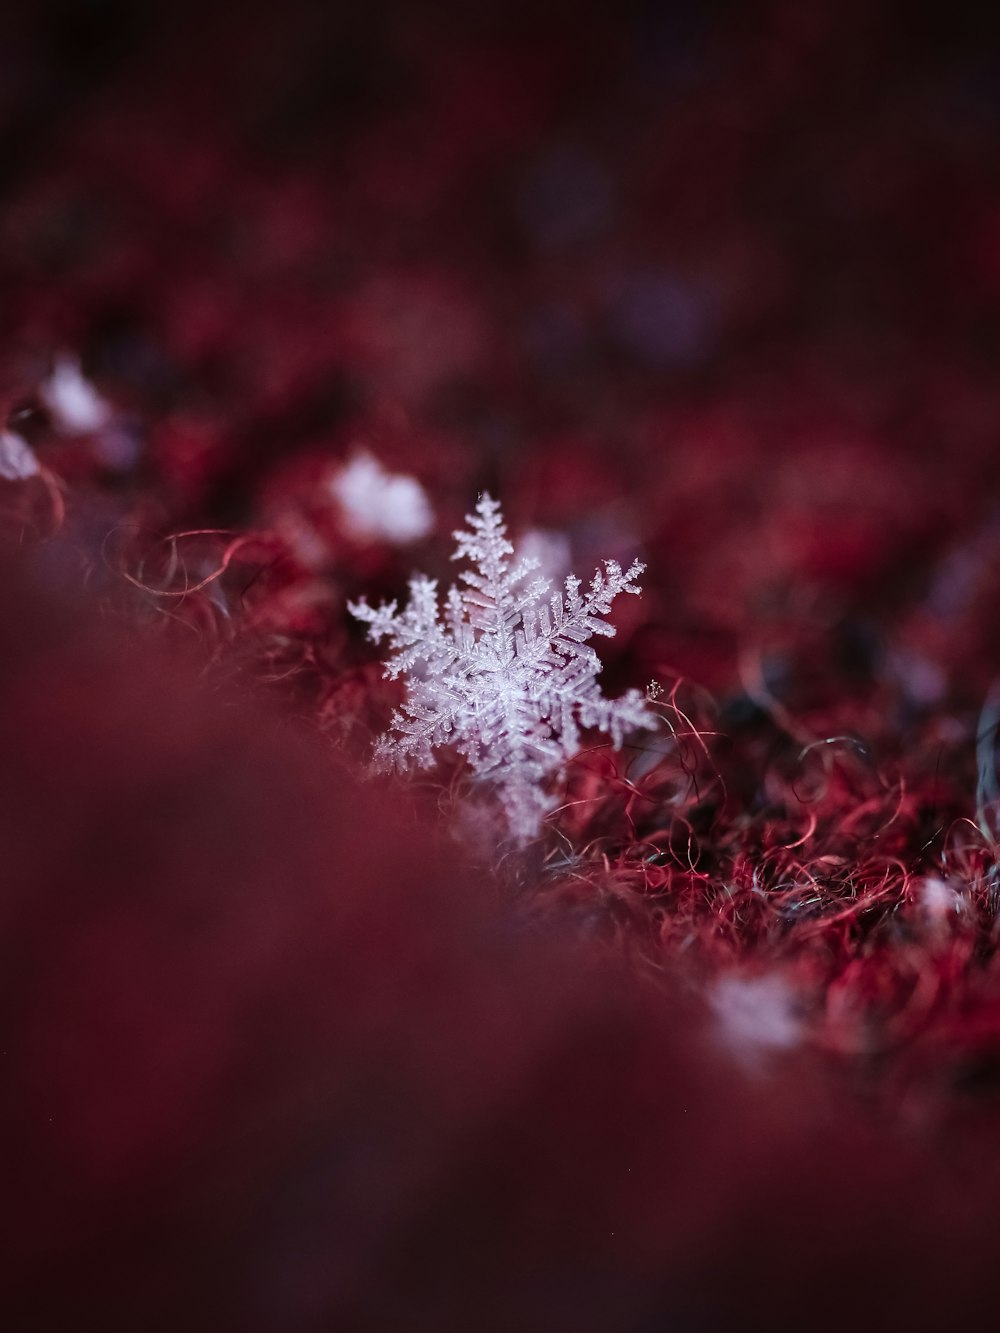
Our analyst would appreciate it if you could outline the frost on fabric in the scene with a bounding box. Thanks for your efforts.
[349,493,655,841]
[330,449,433,544]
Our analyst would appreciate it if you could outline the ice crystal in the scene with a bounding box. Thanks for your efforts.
[349,493,655,841]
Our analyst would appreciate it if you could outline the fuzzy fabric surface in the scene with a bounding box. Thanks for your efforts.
[4,2,1000,1329]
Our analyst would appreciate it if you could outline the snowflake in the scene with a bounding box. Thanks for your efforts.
[330,449,433,545]
[349,493,655,841]
[41,355,112,435]
[709,974,803,1066]
[0,430,39,480]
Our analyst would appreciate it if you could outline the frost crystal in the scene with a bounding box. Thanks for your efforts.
[349,493,655,841]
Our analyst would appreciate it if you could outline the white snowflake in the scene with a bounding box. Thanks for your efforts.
[709,974,802,1064]
[41,356,113,435]
[0,430,40,480]
[330,449,433,545]
[349,493,655,841]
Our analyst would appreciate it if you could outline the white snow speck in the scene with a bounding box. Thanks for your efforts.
[41,356,113,435]
[918,876,963,927]
[0,430,40,480]
[710,974,802,1059]
[330,450,433,545]
[516,528,572,583]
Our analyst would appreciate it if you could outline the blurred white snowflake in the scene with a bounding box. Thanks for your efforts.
[349,493,654,841]
[709,974,802,1069]
[331,449,433,545]
[41,355,113,435]
[0,430,39,480]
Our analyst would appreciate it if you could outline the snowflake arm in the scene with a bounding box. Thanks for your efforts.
[348,576,456,680]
